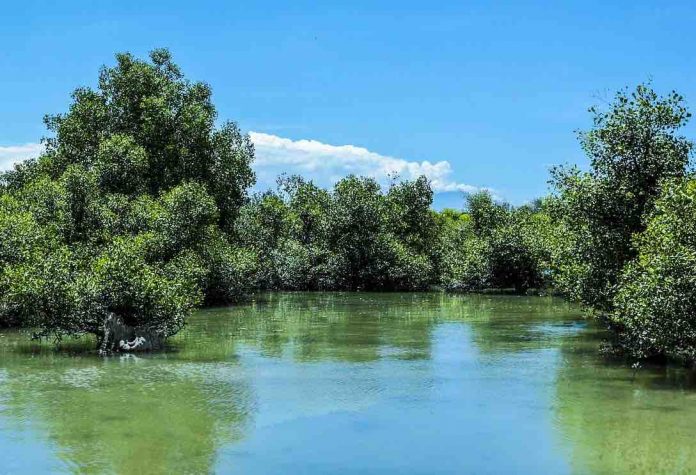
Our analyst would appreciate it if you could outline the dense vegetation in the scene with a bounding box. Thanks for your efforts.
[549,85,692,312]
[3,49,696,365]
[0,50,256,352]
[235,174,439,292]
[439,193,555,293]
[549,85,695,363]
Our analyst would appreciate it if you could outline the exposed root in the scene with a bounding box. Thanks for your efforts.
[119,336,148,351]
[98,313,164,355]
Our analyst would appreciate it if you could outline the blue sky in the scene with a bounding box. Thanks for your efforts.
[2,1,696,207]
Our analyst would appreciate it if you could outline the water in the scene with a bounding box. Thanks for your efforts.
[1,292,695,474]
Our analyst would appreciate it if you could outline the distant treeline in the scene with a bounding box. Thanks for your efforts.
[235,174,553,295]
[2,50,696,365]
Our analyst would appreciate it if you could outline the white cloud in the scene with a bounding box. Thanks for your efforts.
[249,132,483,194]
[0,143,43,171]
[0,134,488,198]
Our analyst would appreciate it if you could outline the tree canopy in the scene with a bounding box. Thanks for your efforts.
[550,84,692,311]
[0,49,255,352]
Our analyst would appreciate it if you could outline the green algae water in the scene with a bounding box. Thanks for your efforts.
[1,292,696,474]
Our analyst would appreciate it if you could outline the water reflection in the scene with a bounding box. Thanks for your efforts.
[554,324,696,474]
[1,292,696,474]
[0,332,253,474]
[196,292,444,362]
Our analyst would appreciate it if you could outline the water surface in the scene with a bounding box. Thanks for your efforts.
[1,293,695,474]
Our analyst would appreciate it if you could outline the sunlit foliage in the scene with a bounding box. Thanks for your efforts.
[550,84,692,311]
[0,49,255,350]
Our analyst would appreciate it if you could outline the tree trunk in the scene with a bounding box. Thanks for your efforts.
[98,313,165,355]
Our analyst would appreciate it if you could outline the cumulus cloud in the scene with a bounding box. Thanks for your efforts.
[249,132,482,194]
[0,143,43,171]
[0,134,487,198]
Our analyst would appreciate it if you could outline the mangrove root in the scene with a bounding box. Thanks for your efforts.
[98,314,165,355]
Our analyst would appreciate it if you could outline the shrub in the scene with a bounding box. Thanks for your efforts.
[611,179,696,363]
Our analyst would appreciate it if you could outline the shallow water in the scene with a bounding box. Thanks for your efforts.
[1,292,695,474]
